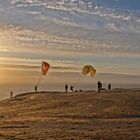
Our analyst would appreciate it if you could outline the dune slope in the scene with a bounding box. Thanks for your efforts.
[0,89,140,140]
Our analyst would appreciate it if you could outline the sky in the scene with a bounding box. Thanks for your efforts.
[0,0,140,96]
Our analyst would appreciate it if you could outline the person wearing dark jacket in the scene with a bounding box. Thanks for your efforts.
[65,84,68,93]
[108,83,111,90]
[97,81,102,92]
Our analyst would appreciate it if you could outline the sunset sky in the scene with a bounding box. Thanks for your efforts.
[0,0,140,95]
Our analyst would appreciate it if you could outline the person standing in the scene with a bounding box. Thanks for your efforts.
[10,91,13,98]
[97,81,102,92]
[108,83,111,90]
[70,86,74,92]
[65,84,68,93]
[35,85,38,92]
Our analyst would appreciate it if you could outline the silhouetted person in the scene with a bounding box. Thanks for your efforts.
[10,91,13,98]
[97,81,102,92]
[65,84,68,93]
[108,83,111,90]
[35,85,37,92]
[70,86,74,92]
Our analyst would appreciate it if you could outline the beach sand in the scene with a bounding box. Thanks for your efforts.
[0,89,140,140]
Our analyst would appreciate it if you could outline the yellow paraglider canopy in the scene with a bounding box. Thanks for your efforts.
[82,65,96,77]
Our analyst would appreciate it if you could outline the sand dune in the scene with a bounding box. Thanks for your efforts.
[0,89,140,140]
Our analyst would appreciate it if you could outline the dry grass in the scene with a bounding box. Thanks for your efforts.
[0,89,140,140]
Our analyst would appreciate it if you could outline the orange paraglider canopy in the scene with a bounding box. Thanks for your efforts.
[41,61,50,75]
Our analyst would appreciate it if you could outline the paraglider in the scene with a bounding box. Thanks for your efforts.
[72,64,96,90]
[35,61,50,91]
[41,61,50,75]
[82,65,96,77]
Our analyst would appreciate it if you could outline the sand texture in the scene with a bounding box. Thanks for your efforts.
[0,89,140,140]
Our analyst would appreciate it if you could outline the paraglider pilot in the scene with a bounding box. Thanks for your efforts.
[108,83,111,90]
[10,91,13,98]
[35,85,38,92]
[70,86,74,92]
[97,81,102,92]
[65,84,68,93]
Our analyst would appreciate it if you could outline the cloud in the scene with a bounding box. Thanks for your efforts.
[25,11,41,15]
[0,55,82,73]
[0,25,140,57]
[123,16,131,21]
[0,24,140,76]
[0,0,140,84]
[0,0,139,34]
[106,23,120,31]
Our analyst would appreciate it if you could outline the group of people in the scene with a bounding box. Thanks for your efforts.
[9,82,111,99]
[65,82,111,93]
[65,84,74,93]
[33,82,111,94]
[97,81,111,92]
